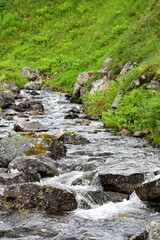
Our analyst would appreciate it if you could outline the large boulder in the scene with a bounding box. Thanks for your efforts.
[99,173,144,194]
[16,99,44,113]
[8,155,58,178]
[14,120,48,132]
[90,76,110,94]
[0,133,66,167]
[2,183,77,214]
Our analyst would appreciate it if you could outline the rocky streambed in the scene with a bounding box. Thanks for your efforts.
[0,84,160,240]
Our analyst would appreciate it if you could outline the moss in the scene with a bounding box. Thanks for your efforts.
[139,64,160,82]
[43,133,57,147]
[66,132,77,138]
[20,133,35,138]
[25,144,47,156]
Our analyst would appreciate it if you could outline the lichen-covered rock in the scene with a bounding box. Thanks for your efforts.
[14,120,48,132]
[77,71,94,86]
[99,173,144,194]
[2,183,77,214]
[8,155,58,177]
[0,134,66,167]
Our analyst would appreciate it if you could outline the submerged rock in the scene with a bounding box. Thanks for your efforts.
[2,183,77,214]
[99,173,144,194]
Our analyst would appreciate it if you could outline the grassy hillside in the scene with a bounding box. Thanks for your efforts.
[0,0,159,88]
[0,0,160,145]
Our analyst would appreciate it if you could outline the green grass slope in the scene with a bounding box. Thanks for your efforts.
[0,0,160,145]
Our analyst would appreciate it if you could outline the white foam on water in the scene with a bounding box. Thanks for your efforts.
[74,192,145,220]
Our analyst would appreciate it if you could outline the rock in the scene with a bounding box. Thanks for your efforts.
[43,86,54,92]
[72,82,81,99]
[30,90,40,95]
[133,130,150,137]
[16,99,44,112]
[80,86,88,100]
[118,128,132,136]
[119,61,133,78]
[64,113,79,119]
[99,173,144,194]
[135,178,160,202]
[146,221,160,240]
[88,190,128,204]
[55,129,65,140]
[0,168,7,173]
[23,67,37,80]
[0,133,66,167]
[90,76,110,94]
[8,155,58,178]
[23,82,40,90]
[0,131,11,140]
[2,183,77,213]
[0,171,40,184]
[98,57,112,78]
[0,94,15,109]
[77,71,94,86]
[8,82,20,95]
[14,120,48,132]
[59,132,89,145]
[111,94,122,109]
[129,232,147,240]
[68,106,85,114]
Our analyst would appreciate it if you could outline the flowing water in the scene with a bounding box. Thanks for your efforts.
[0,90,160,240]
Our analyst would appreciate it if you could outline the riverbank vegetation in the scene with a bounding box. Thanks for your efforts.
[0,0,159,145]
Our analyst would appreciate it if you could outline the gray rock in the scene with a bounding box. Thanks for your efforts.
[55,129,65,140]
[72,82,81,99]
[22,67,37,80]
[0,131,11,140]
[77,71,94,86]
[119,61,133,78]
[60,132,89,145]
[23,82,40,90]
[111,94,122,109]
[14,119,48,132]
[90,76,110,94]
[8,155,58,177]
[2,183,77,214]
[0,133,66,167]
[16,99,44,112]
[0,171,40,185]
[99,173,144,194]
[98,57,112,77]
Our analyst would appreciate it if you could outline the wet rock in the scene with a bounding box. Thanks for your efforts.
[23,81,40,90]
[99,173,144,194]
[8,155,58,177]
[129,232,147,240]
[0,131,11,139]
[68,106,85,114]
[14,119,48,132]
[59,132,89,145]
[88,190,128,204]
[2,183,77,213]
[16,99,44,112]
[90,76,110,94]
[118,128,132,136]
[0,93,15,109]
[135,178,160,202]
[0,133,66,167]
[64,113,79,119]
[0,171,40,184]
[30,90,40,95]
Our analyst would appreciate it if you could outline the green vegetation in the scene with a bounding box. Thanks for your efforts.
[0,0,159,145]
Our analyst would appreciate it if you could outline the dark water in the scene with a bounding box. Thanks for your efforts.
[0,90,160,240]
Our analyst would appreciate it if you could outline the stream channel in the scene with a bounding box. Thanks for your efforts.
[0,89,160,240]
